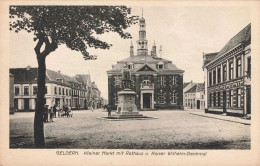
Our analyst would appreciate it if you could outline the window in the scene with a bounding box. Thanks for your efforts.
[33,86,38,95]
[172,76,178,85]
[213,70,216,85]
[158,76,166,86]
[59,87,61,95]
[213,92,216,107]
[217,66,221,83]
[229,90,233,107]
[171,91,178,104]
[15,86,20,95]
[114,76,121,88]
[114,93,118,105]
[158,64,164,69]
[236,58,241,78]
[247,57,251,78]
[69,89,71,96]
[223,64,227,82]
[237,88,241,108]
[62,88,64,95]
[66,89,68,96]
[209,93,211,107]
[54,86,57,94]
[218,92,221,107]
[229,61,233,80]
[24,86,29,95]
[128,64,134,69]
[158,90,165,104]
[45,86,47,94]
[209,72,212,86]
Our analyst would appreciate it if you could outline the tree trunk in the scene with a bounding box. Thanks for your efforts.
[34,55,46,148]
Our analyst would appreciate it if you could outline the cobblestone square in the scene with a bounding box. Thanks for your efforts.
[10,109,250,149]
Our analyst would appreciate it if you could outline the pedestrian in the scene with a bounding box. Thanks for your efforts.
[49,106,54,122]
[53,104,57,118]
[91,106,94,112]
[107,104,111,117]
[65,105,69,118]
[44,105,49,123]
[57,104,61,118]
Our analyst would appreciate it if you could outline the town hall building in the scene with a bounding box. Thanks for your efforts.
[107,16,184,110]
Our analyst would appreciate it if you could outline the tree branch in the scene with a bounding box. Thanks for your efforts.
[34,38,44,58]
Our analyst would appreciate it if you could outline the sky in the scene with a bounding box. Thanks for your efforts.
[9,6,250,100]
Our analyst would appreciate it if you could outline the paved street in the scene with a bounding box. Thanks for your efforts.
[10,109,250,149]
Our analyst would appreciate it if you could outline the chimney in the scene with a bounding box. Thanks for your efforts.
[151,40,157,57]
[159,45,162,58]
[58,70,61,74]
[130,41,134,57]
[26,65,31,70]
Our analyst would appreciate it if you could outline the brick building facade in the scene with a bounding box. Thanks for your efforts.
[107,16,184,110]
[203,23,251,116]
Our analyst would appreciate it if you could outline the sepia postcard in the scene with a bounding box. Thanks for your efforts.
[0,0,260,166]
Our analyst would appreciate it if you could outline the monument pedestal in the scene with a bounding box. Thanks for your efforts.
[110,89,147,119]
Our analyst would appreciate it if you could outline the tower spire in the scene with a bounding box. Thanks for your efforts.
[130,41,134,57]
[137,9,148,56]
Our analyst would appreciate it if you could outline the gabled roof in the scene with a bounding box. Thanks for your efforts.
[10,67,80,87]
[10,68,39,83]
[208,23,251,65]
[196,83,205,92]
[46,69,71,86]
[203,52,218,66]
[183,82,190,89]
[185,84,197,93]
[135,64,157,72]
[118,55,171,63]
[75,74,91,86]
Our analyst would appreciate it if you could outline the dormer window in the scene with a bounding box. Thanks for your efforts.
[57,78,63,84]
[158,64,164,69]
[157,61,164,69]
[127,63,134,69]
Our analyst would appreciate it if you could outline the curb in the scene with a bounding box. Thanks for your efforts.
[189,112,250,125]
[96,117,158,121]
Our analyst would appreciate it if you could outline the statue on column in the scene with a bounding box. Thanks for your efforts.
[121,68,132,89]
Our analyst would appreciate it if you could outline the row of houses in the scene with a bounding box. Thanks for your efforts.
[9,66,106,111]
[183,81,205,110]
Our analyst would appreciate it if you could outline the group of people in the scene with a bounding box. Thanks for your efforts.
[43,104,72,123]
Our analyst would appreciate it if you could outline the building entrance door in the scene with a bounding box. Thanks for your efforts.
[223,91,226,113]
[197,100,200,109]
[24,98,29,111]
[246,86,251,114]
[14,99,18,110]
[143,93,151,109]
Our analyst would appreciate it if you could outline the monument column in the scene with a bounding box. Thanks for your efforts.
[140,92,143,109]
[108,74,113,107]
[151,92,154,109]
[135,74,140,109]
[153,74,158,109]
